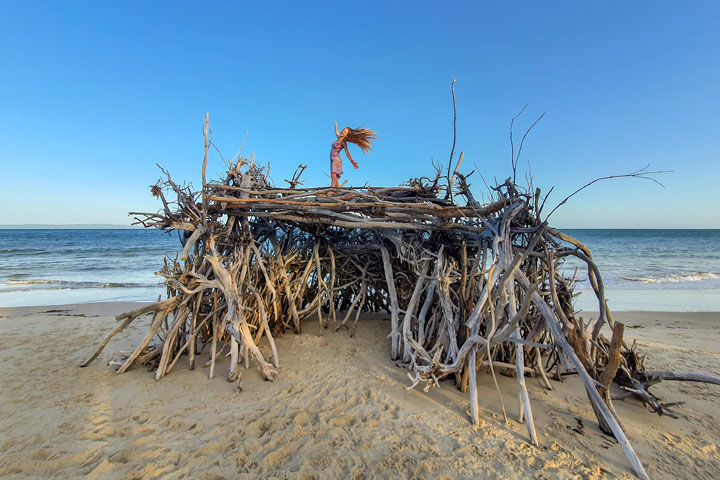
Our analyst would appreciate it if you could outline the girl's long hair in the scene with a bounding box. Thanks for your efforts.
[344,127,377,153]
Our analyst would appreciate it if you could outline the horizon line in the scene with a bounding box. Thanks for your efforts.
[1,224,719,231]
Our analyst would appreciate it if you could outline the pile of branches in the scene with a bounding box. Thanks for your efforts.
[82,119,719,480]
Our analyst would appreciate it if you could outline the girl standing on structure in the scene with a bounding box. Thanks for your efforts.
[330,121,376,188]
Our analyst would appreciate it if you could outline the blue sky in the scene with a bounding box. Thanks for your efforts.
[1,1,718,228]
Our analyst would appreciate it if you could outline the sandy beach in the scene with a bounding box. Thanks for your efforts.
[0,303,718,479]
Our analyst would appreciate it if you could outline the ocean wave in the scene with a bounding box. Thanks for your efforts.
[7,279,56,285]
[621,272,720,284]
[1,249,53,255]
[2,279,160,292]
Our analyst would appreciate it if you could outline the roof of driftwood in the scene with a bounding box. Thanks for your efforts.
[204,183,513,234]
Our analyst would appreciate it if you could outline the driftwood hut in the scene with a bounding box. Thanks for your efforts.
[84,117,719,479]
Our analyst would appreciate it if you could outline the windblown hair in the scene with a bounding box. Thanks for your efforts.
[344,127,377,153]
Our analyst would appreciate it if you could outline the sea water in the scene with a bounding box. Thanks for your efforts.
[0,229,180,307]
[561,229,720,312]
[0,229,718,311]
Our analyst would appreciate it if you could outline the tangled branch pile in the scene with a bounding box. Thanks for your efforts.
[83,121,719,480]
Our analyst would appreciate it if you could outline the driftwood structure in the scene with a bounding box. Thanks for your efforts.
[83,115,720,479]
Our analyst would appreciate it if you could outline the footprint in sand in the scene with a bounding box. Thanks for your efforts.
[31,447,55,461]
[329,415,355,427]
[294,411,311,426]
[92,415,110,425]
[132,415,149,424]
[108,449,133,464]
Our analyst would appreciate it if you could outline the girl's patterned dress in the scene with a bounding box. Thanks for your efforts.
[330,140,344,177]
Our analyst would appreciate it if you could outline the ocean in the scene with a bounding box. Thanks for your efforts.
[0,229,180,307]
[0,229,718,311]
[561,229,720,312]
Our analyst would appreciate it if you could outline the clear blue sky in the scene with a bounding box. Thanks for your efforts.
[1,1,718,228]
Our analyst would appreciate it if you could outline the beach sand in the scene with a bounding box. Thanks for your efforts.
[0,303,718,479]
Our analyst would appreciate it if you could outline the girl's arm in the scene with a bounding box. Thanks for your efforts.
[334,121,340,138]
[345,143,358,168]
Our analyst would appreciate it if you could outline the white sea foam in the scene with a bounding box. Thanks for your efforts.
[6,279,57,285]
[621,272,720,284]
[2,279,158,292]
